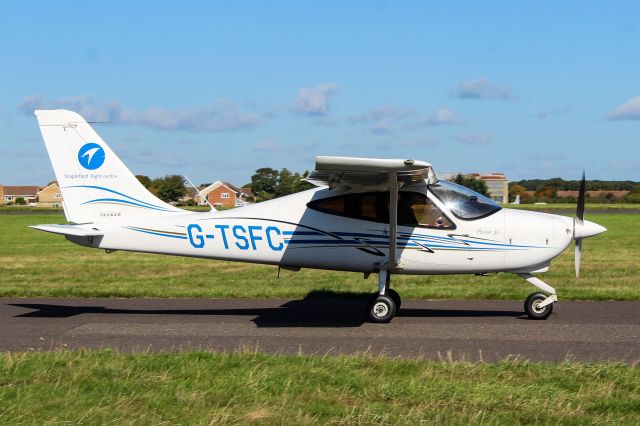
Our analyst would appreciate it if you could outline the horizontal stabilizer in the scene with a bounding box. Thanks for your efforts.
[30,224,104,237]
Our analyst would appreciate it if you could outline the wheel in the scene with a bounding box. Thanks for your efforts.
[368,295,397,323]
[524,292,553,320]
[387,288,401,310]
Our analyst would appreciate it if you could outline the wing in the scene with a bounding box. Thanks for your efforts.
[306,156,437,190]
[305,156,438,272]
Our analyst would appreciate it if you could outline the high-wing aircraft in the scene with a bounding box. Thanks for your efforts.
[32,110,607,323]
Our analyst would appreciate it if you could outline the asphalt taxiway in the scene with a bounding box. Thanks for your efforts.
[2,297,639,362]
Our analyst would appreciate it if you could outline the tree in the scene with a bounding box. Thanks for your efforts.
[292,171,315,193]
[274,168,295,198]
[15,197,27,205]
[251,168,279,201]
[624,184,640,203]
[136,175,153,189]
[452,174,490,197]
[151,175,186,202]
[534,186,556,200]
[509,183,527,198]
[250,168,315,201]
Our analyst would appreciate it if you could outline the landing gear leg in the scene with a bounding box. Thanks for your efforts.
[518,273,557,320]
[368,270,400,323]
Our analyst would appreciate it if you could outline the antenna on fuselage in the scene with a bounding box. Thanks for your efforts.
[183,175,215,211]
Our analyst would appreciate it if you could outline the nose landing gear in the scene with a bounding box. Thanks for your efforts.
[519,273,557,320]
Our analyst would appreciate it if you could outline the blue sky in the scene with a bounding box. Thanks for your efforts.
[1,1,639,186]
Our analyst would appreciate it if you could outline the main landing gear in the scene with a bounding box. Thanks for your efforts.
[519,273,557,320]
[367,270,402,323]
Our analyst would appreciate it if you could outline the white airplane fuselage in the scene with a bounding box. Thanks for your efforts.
[74,186,579,276]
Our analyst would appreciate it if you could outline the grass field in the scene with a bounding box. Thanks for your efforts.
[510,203,640,210]
[0,350,638,424]
[0,212,638,301]
[2,214,639,425]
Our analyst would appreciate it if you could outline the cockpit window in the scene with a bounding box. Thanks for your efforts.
[429,180,501,220]
[307,191,454,229]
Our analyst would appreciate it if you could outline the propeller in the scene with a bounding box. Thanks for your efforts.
[574,171,586,280]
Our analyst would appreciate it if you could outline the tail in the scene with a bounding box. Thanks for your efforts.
[35,109,184,223]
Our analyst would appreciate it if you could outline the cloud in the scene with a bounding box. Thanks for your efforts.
[456,132,492,145]
[291,83,339,116]
[452,79,515,100]
[423,107,460,126]
[254,140,285,153]
[606,96,640,121]
[18,95,266,132]
[252,139,319,156]
[374,138,439,151]
[117,103,264,132]
[349,107,415,134]
[19,95,116,122]
[534,105,571,120]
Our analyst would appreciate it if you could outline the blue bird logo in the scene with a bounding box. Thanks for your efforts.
[78,142,105,170]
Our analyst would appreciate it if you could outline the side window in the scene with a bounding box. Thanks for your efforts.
[397,192,454,229]
[311,195,346,215]
[308,191,453,229]
[308,192,388,222]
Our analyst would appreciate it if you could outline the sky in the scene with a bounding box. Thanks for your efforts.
[0,1,639,186]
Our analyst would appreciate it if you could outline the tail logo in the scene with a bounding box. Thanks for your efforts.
[78,142,105,170]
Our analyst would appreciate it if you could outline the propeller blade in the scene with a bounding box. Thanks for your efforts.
[575,238,582,280]
[574,171,586,281]
[577,170,586,222]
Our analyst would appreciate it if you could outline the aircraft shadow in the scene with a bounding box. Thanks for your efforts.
[9,292,523,327]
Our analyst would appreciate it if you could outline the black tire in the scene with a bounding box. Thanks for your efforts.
[368,295,396,323]
[387,288,401,310]
[524,292,553,320]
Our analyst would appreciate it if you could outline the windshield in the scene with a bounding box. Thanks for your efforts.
[429,180,501,220]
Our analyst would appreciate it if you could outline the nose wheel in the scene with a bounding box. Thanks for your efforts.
[524,292,553,320]
[518,273,557,320]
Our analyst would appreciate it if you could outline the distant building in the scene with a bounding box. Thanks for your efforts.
[240,186,254,200]
[37,182,63,207]
[199,181,251,208]
[180,186,201,205]
[438,172,509,203]
[1,185,40,205]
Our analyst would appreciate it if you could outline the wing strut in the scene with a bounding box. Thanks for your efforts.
[387,171,400,271]
[376,171,403,295]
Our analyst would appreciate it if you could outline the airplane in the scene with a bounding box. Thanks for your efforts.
[32,109,607,323]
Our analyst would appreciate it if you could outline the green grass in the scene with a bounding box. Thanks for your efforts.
[509,203,640,210]
[0,213,638,300]
[0,350,638,424]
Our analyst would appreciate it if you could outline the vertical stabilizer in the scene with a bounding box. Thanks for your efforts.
[35,109,184,223]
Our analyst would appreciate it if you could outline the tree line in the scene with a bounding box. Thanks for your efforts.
[510,179,640,204]
[511,178,637,192]
[134,172,640,205]
[134,168,316,204]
